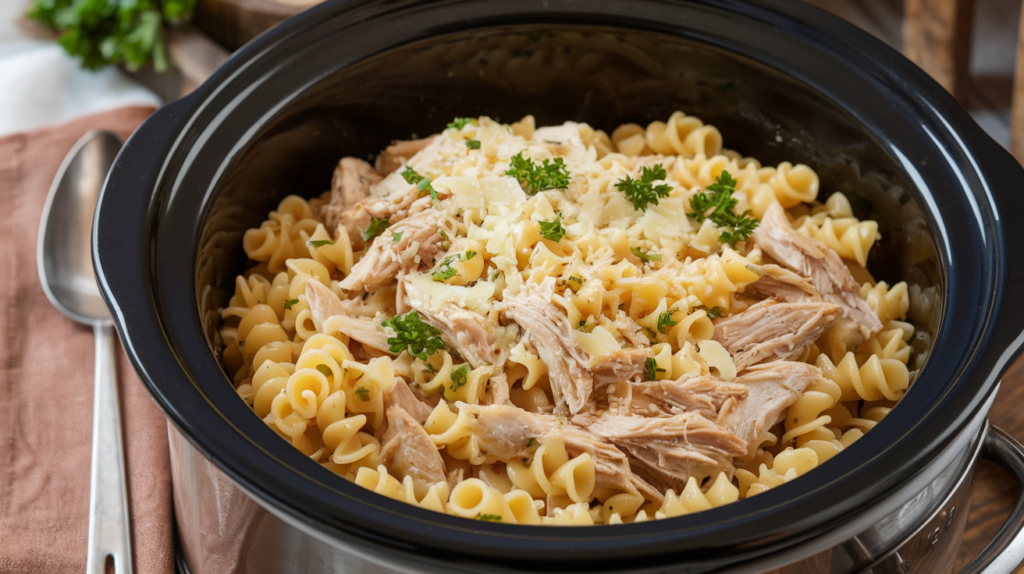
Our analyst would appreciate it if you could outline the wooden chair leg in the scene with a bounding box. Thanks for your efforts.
[904,0,976,103]
[1012,4,1024,163]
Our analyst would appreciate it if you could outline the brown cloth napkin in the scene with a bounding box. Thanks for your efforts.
[0,106,173,574]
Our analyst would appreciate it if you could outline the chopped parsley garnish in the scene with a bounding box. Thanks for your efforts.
[417,177,439,201]
[525,437,536,448]
[448,117,477,130]
[309,239,334,248]
[657,309,678,333]
[465,251,478,260]
[505,152,570,195]
[466,140,481,149]
[354,387,370,401]
[630,246,662,263]
[284,298,299,309]
[361,217,389,242]
[392,231,403,242]
[439,229,451,250]
[475,513,502,522]
[316,364,332,378]
[644,357,665,381]
[400,166,424,185]
[616,164,672,211]
[579,320,586,328]
[450,365,469,391]
[700,306,723,319]
[538,215,566,242]
[382,311,445,360]
[688,171,759,248]
[432,255,459,282]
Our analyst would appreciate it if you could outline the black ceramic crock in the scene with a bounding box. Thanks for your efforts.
[93,0,1024,571]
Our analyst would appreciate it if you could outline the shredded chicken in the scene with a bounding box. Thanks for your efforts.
[712,299,843,371]
[753,202,882,337]
[745,264,821,302]
[375,136,437,175]
[332,183,423,252]
[463,404,662,502]
[403,279,501,368]
[625,375,750,419]
[385,377,434,425]
[322,158,382,236]
[717,361,821,454]
[500,279,652,414]
[339,207,444,292]
[579,412,747,492]
[380,404,447,489]
[306,280,391,352]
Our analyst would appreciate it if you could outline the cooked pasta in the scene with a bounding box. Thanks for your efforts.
[219,111,922,525]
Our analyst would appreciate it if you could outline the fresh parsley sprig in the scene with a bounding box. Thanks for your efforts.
[400,166,424,185]
[361,217,389,242]
[688,171,759,248]
[382,312,445,360]
[616,165,672,211]
[418,177,439,201]
[538,215,566,242]
[432,251,478,282]
[505,152,570,195]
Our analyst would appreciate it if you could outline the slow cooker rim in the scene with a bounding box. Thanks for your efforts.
[94,0,1024,568]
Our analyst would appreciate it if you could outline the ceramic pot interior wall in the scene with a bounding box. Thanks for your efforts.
[195,25,941,382]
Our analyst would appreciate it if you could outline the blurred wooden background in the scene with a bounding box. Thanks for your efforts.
[159,0,1024,570]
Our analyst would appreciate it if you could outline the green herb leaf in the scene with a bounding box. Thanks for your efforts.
[362,217,390,242]
[525,437,536,448]
[615,164,672,211]
[354,387,370,401]
[466,140,481,149]
[687,171,759,248]
[400,166,424,185]
[432,255,459,282]
[505,152,571,195]
[475,513,502,522]
[28,0,195,72]
[448,118,477,130]
[657,309,678,333]
[538,215,566,242]
[706,306,723,319]
[465,251,478,261]
[417,176,439,201]
[316,364,332,378]
[381,312,446,360]
[645,357,658,381]
[284,298,299,309]
[309,239,334,248]
[450,365,469,391]
[392,231,404,242]
[630,246,662,263]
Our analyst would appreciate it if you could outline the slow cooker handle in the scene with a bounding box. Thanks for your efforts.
[958,425,1024,574]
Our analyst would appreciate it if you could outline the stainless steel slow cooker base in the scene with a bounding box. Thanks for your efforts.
[168,391,1024,574]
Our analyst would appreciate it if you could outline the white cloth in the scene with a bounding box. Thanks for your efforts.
[0,2,161,137]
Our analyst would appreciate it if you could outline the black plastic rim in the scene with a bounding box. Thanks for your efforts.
[93,0,1024,570]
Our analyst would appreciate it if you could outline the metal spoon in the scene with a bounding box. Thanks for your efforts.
[37,130,134,574]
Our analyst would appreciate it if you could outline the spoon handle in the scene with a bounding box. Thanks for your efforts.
[86,323,134,574]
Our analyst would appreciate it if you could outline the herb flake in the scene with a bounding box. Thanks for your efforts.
[284,298,299,309]
[538,215,567,242]
[466,140,481,149]
[475,513,502,522]
[644,357,665,381]
[309,239,334,248]
[316,364,332,378]
[657,309,678,333]
[417,177,439,201]
[361,217,389,242]
[630,246,662,263]
[449,365,469,391]
[382,312,446,360]
[393,231,404,242]
[400,166,424,185]
[448,117,477,130]
[354,387,370,401]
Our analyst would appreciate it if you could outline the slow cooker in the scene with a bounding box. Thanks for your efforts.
[93,0,1024,572]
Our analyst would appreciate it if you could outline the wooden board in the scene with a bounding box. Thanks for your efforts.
[194,0,324,50]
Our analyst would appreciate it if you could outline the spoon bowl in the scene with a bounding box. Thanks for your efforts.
[37,130,121,325]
